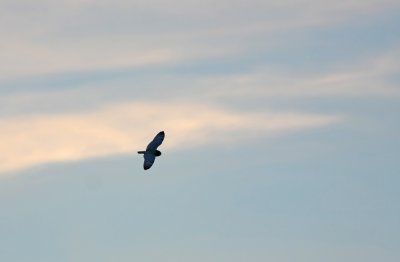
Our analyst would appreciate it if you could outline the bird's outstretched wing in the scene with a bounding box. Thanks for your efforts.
[143,153,156,170]
[146,131,165,151]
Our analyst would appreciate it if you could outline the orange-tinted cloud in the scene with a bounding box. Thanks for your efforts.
[0,102,340,174]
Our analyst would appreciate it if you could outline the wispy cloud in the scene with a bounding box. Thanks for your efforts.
[200,49,400,99]
[0,102,340,174]
[0,0,396,173]
[1,0,399,81]
[0,41,180,80]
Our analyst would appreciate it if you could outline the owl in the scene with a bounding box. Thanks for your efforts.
[137,131,165,170]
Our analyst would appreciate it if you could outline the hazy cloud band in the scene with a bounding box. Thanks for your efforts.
[0,102,340,174]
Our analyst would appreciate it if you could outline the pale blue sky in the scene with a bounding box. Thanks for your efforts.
[0,1,399,261]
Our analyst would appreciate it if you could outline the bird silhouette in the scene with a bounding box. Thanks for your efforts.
[138,131,165,170]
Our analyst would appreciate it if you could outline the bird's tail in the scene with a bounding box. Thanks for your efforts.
[137,151,146,154]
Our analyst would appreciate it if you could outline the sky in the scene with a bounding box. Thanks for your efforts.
[0,0,399,261]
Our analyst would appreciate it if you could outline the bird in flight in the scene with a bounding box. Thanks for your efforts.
[138,131,165,170]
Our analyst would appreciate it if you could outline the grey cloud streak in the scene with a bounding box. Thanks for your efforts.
[1,0,399,81]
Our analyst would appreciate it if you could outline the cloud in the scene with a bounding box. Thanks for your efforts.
[0,41,180,80]
[1,48,398,123]
[199,49,400,99]
[1,0,399,81]
[0,0,395,174]
[0,102,340,174]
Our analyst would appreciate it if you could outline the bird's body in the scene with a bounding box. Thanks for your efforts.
[138,131,165,170]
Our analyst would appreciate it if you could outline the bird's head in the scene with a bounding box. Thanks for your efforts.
[155,150,162,157]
